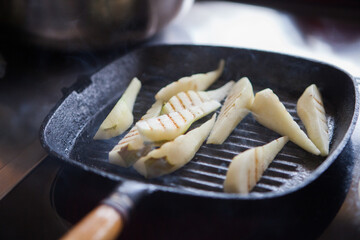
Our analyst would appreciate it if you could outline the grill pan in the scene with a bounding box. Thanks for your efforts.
[40,45,358,240]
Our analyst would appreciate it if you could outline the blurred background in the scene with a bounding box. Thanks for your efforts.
[0,0,360,239]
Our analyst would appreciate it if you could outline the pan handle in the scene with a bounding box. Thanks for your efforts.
[61,204,123,240]
[61,181,152,240]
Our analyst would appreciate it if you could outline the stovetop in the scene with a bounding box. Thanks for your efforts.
[1,1,360,239]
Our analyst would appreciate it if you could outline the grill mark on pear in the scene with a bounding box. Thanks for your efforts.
[177,96,186,110]
[185,92,194,105]
[158,118,166,129]
[168,114,180,129]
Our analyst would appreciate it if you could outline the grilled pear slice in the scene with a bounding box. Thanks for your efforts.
[136,100,220,142]
[162,81,234,114]
[224,136,289,194]
[108,100,163,167]
[134,114,216,178]
[94,77,141,140]
[297,84,329,156]
[251,88,320,155]
[207,77,254,144]
[155,60,225,101]
[202,81,235,102]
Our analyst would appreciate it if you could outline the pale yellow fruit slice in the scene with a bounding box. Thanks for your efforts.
[136,100,220,142]
[94,77,141,140]
[202,81,235,102]
[224,136,289,194]
[297,84,329,156]
[108,100,163,167]
[133,114,216,178]
[155,60,225,101]
[162,81,233,114]
[207,77,254,144]
[251,88,320,155]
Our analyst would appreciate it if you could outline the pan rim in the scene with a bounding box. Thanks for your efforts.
[40,44,359,200]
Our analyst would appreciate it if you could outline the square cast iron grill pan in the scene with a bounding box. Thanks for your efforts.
[41,45,357,198]
[40,45,358,239]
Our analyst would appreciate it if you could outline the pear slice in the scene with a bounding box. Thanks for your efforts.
[224,136,289,194]
[251,88,320,155]
[133,114,216,178]
[155,60,225,101]
[108,100,163,167]
[207,77,254,144]
[136,100,220,142]
[94,77,141,140]
[202,81,235,102]
[297,84,329,156]
[162,81,234,114]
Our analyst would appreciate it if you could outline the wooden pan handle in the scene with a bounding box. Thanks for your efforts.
[60,181,151,240]
[61,204,123,240]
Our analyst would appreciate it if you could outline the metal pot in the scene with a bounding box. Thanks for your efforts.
[0,0,192,50]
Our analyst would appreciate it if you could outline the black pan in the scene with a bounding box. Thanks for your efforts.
[40,45,358,240]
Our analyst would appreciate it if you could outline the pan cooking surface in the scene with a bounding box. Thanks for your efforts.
[42,45,357,198]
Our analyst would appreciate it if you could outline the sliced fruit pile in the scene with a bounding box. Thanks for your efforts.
[94,59,329,195]
[134,114,216,178]
[108,100,163,167]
